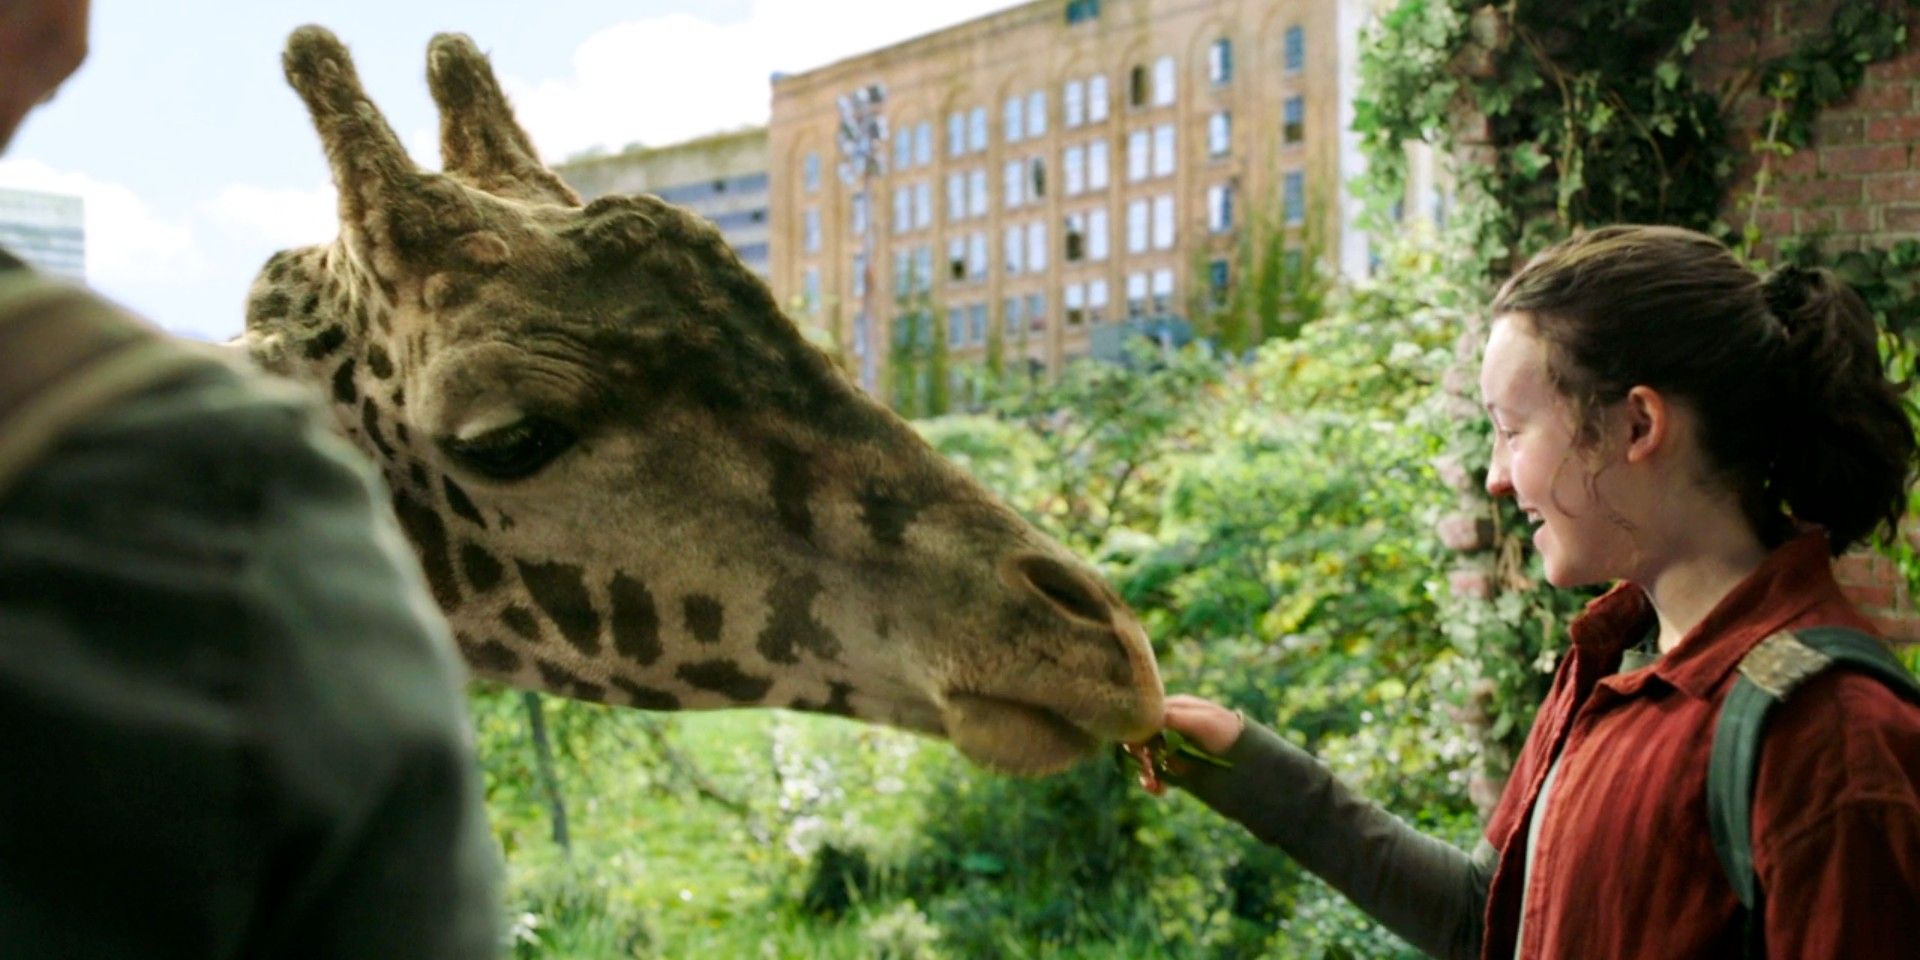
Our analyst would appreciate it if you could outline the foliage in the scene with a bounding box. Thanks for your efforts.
[1756,0,1918,148]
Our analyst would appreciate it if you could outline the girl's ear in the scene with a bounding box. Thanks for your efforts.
[1621,385,1669,464]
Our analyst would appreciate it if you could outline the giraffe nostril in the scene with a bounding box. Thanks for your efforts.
[1008,553,1113,629]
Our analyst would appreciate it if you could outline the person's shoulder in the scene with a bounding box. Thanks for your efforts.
[1754,650,1920,828]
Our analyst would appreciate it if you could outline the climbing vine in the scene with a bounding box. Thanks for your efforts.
[1354,0,1920,795]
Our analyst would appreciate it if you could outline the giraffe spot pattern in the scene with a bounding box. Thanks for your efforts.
[502,604,540,640]
[331,358,357,405]
[460,542,504,593]
[791,681,857,717]
[302,324,348,360]
[536,660,605,702]
[360,399,395,459]
[757,572,841,665]
[767,442,815,543]
[443,476,485,528]
[248,289,290,326]
[677,659,773,702]
[612,678,680,710]
[517,560,601,656]
[408,461,431,489]
[366,342,395,380]
[857,482,923,548]
[458,633,522,674]
[391,491,459,608]
[299,291,320,318]
[683,594,723,644]
[608,572,663,665]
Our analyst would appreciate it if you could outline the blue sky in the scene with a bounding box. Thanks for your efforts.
[2,0,1016,339]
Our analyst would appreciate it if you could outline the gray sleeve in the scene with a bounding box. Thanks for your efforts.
[1172,721,1493,960]
[0,361,501,959]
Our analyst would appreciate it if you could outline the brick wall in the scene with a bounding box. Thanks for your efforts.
[1693,0,1920,641]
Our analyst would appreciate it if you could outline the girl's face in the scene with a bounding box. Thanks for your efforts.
[1479,314,1634,588]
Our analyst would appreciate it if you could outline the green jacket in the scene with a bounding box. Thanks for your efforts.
[0,255,502,958]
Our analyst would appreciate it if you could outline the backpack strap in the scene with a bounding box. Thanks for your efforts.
[0,267,215,504]
[1708,625,1920,958]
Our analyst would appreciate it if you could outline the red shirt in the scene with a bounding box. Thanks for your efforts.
[1482,533,1920,958]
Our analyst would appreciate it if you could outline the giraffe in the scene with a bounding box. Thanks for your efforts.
[240,26,1163,776]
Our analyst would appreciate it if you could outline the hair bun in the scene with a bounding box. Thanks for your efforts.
[1761,265,1826,337]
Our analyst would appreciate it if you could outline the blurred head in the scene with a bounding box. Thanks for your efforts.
[1481,224,1915,585]
[0,0,91,152]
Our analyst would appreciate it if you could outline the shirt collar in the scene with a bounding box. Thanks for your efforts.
[1567,531,1838,700]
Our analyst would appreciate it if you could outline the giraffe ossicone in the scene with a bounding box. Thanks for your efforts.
[243,25,1163,775]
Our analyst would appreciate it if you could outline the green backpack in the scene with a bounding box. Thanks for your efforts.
[1708,625,1920,958]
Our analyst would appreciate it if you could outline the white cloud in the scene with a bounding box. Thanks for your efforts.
[203,180,338,249]
[0,158,204,287]
[500,0,1021,162]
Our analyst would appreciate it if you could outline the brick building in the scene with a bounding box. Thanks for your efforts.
[1692,0,1920,639]
[767,0,1374,395]
[556,127,771,278]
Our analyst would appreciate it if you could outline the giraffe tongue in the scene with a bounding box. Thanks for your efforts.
[942,693,1096,776]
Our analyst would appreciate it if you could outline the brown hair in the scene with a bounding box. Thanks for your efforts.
[1490,224,1915,555]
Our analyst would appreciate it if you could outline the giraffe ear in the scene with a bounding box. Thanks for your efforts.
[426,32,581,206]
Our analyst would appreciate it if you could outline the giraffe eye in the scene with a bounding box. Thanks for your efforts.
[440,416,576,481]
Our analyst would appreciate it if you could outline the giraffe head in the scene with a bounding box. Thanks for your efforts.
[241,27,1163,776]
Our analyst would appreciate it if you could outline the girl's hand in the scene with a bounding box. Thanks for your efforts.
[1162,694,1245,755]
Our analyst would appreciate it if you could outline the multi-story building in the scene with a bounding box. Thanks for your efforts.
[556,127,771,278]
[0,187,86,281]
[768,0,1373,395]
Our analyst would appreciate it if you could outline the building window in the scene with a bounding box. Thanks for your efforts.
[1285,25,1305,74]
[1151,268,1175,312]
[969,303,988,344]
[947,173,965,221]
[894,131,912,172]
[802,267,821,314]
[1005,96,1025,144]
[893,250,912,296]
[1088,140,1110,189]
[948,236,968,281]
[1126,272,1148,317]
[914,122,933,166]
[1027,221,1048,273]
[1152,56,1176,106]
[1004,296,1024,337]
[1064,145,1086,196]
[1064,80,1085,128]
[1088,208,1110,260]
[914,245,933,290]
[913,182,933,229]
[1284,96,1305,146]
[1026,90,1047,138]
[969,106,989,153]
[948,112,965,157]
[803,152,821,192]
[1027,292,1047,332]
[1005,225,1024,276]
[1004,160,1026,209]
[1065,0,1101,25]
[1285,171,1306,225]
[968,231,988,278]
[1088,74,1110,122]
[1088,278,1109,323]
[851,194,869,237]
[1126,199,1149,254]
[968,168,988,218]
[1207,183,1234,234]
[1208,39,1233,86]
[1127,129,1150,182]
[1152,123,1175,177]
[1030,157,1047,198]
[1064,213,1086,262]
[803,208,821,253]
[1129,65,1149,108]
[1152,194,1175,250]
[1065,283,1087,325]
[1208,111,1232,157]
[852,252,868,299]
[947,307,966,348]
[893,186,911,235]
[1209,259,1230,302]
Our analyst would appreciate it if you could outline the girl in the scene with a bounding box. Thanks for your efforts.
[1157,225,1920,958]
